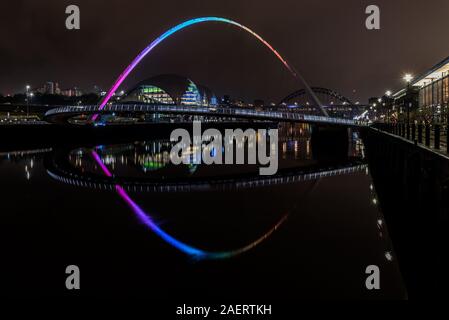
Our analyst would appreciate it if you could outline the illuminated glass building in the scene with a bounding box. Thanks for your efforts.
[138,85,175,104]
[122,74,217,107]
[394,56,449,124]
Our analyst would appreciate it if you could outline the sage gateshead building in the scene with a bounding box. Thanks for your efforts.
[122,74,218,107]
[393,56,449,125]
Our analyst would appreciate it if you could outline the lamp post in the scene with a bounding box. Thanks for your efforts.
[403,74,413,139]
[26,85,30,117]
[385,90,392,124]
[29,93,34,115]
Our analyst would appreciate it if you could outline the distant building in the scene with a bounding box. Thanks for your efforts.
[46,82,55,94]
[197,84,218,106]
[122,74,217,107]
[392,55,449,124]
[46,82,59,94]
[391,87,419,121]
[61,87,83,97]
[36,81,60,95]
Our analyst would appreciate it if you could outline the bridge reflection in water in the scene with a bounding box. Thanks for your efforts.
[44,132,366,259]
[0,123,406,299]
[40,124,378,260]
[44,139,366,260]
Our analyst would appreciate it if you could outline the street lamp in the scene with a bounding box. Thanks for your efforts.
[26,85,31,117]
[403,74,413,83]
[385,90,392,123]
[403,74,413,139]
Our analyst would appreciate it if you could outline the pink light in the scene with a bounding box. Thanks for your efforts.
[91,150,113,177]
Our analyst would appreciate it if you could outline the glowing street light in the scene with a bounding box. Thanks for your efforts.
[384,91,393,123]
[403,74,413,83]
[403,74,413,137]
[25,85,31,117]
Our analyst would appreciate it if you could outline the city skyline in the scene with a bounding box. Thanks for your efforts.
[3,0,449,102]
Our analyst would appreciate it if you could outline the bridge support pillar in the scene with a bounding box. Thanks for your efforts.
[310,125,350,160]
[425,125,431,147]
[412,123,416,142]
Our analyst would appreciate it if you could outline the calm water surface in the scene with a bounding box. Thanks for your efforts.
[0,124,406,299]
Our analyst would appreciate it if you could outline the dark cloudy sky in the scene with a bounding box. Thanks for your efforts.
[1,0,449,103]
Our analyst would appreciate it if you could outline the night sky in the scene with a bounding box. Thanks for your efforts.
[2,0,449,103]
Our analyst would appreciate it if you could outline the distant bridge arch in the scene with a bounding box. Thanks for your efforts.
[281,87,353,106]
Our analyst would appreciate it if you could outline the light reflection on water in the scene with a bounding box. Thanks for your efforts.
[0,124,406,299]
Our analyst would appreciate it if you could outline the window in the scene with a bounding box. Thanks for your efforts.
[138,86,174,104]
[181,81,201,106]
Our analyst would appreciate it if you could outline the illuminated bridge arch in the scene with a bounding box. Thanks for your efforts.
[94,16,329,119]
[281,87,354,107]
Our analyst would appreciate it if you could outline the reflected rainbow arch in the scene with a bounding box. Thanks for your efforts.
[93,17,298,120]
[91,150,288,260]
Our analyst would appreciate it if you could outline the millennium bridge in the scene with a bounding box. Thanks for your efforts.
[44,104,368,127]
[41,16,370,129]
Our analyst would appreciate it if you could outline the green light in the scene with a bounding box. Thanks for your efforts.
[143,161,166,170]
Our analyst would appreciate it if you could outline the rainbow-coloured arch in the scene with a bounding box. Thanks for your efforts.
[94,17,297,120]
[91,150,288,260]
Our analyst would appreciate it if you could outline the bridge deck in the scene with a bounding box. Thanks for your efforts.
[44,104,368,127]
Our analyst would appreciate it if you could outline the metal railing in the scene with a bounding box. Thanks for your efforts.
[44,104,368,127]
[47,163,368,193]
[373,122,449,155]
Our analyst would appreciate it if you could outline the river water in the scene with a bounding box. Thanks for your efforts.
[0,123,406,299]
